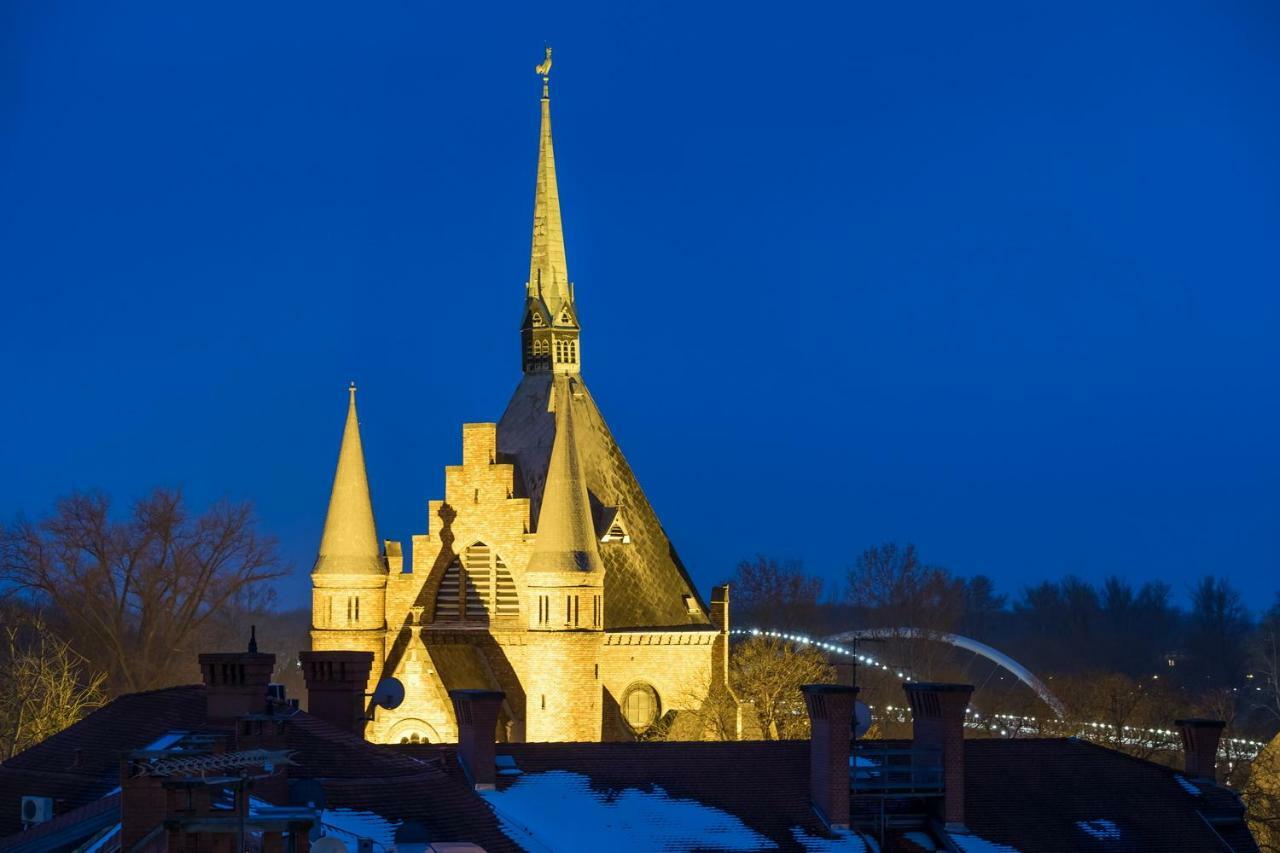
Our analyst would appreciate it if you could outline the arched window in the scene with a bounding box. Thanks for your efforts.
[433,543,519,622]
[621,683,660,732]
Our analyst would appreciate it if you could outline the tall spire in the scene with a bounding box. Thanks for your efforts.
[527,46,571,311]
[527,377,603,575]
[314,383,386,575]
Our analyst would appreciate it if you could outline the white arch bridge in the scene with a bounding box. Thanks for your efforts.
[732,626,1066,718]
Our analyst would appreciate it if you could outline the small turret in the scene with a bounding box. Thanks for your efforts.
[310,384,388,708]
[522,375,605,741]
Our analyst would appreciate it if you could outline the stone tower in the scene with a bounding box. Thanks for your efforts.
[523,376,605,740]
[310,384,388,687]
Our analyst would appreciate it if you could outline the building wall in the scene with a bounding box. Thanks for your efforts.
[320,422,725,744]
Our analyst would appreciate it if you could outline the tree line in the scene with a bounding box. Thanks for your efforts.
[726,545,1280,739]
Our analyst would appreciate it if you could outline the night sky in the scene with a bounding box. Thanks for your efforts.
[3,2,1277,611]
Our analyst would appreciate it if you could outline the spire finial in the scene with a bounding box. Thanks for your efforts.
[248,624,258,653]
[348,380,357,396]
[535,45,552,98]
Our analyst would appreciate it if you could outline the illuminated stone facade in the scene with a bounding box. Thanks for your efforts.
[310,53,730,744]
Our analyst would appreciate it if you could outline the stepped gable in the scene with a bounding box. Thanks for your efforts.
[499,371,713,630]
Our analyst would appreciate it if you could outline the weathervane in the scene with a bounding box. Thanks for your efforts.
[536,45,552,97]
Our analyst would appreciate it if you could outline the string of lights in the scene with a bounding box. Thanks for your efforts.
[731,627,1267,758]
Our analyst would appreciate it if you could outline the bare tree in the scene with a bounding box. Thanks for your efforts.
[0,610,106,759]
[1252,597,1280,726]
[0,489,285,694]
[727,556,824,631]
[730,636,834,740]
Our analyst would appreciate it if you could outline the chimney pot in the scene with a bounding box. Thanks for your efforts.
[1175,718,1225,781]
[198,647,276,725]
[801,683,859,830]
[450,690,505,790]
[299,651,375,737]
[904,682,973,831]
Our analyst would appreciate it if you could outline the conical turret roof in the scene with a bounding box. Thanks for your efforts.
[526,377,603,576]
[313,384,385,575]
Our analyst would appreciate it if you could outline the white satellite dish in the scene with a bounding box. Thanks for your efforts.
[370,676,405,711]
[312,837,348,853]
[854,701,872,738]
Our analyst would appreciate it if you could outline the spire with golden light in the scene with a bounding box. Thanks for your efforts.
[313,382,386,575]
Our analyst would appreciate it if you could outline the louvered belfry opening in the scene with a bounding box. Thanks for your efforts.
[434,543,520,624]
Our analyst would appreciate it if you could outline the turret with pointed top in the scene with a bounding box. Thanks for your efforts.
[522,46,582,376]
[310,384,388,693]
[522,375,605,741]
[314,383,386,576]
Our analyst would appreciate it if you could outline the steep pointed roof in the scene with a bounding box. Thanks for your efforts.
[526,54,571,313]
[526,376,603,575]
[314,384,386,575]
[499,374,711,628]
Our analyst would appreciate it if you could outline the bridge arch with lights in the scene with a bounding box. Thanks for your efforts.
[734,626,1067,719]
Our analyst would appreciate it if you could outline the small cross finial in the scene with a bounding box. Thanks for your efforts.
[348,381,357,395]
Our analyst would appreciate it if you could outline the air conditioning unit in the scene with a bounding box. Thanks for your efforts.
[21,796,53,825]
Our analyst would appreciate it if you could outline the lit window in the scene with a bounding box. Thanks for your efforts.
[621,683,660,732]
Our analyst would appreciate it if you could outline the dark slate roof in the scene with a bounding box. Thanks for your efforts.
[963,738,1257,853]
[0,686,517,852]
[396,738,1259,853]
[498,372,712,630]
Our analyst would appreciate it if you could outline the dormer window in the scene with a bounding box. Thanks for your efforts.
[558,310,572,326]
[532,313,546,328]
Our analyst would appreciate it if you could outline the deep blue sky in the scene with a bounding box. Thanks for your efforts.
[3,2,1278,611]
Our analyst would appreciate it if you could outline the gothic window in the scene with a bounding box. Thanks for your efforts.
[347,597,353,623]
[355,597,360,622]
[568,340,577,363]
[621,683,660,732]
[554,339,565,363]
[433,543,519,622]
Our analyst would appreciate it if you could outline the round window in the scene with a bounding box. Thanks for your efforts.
[621,683,660,732]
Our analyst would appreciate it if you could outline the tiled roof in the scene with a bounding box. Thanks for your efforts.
[963,738,1256,852]
[499,372,713,630]
[398,738,1259,853]
[0,687,515,851]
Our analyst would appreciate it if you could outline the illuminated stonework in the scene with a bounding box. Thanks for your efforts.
[310,53,731,744]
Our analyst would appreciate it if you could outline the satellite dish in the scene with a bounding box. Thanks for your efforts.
[370,676,405,711]
[854,701,872,738]
[312,837,348,853]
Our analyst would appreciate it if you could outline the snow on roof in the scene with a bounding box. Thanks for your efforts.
[950,832,1022,852]
[1174,775,1201,797]
[81,822,121,853]
[319,808,401,852]
[1076,819,1121,841]
[481,769,775,851]
[140,731,188,752]
[790,826,871,851]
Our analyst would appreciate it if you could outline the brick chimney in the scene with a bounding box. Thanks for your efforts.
[801,684,859,830]
[120,757,167,850]
[450,689,505,791]
[1176,718,1225,780]
[199,629,276,725]
[904,682,973,831]
[299,651,375,737]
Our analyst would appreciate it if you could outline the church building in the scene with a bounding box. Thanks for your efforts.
[309,52,730,744]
